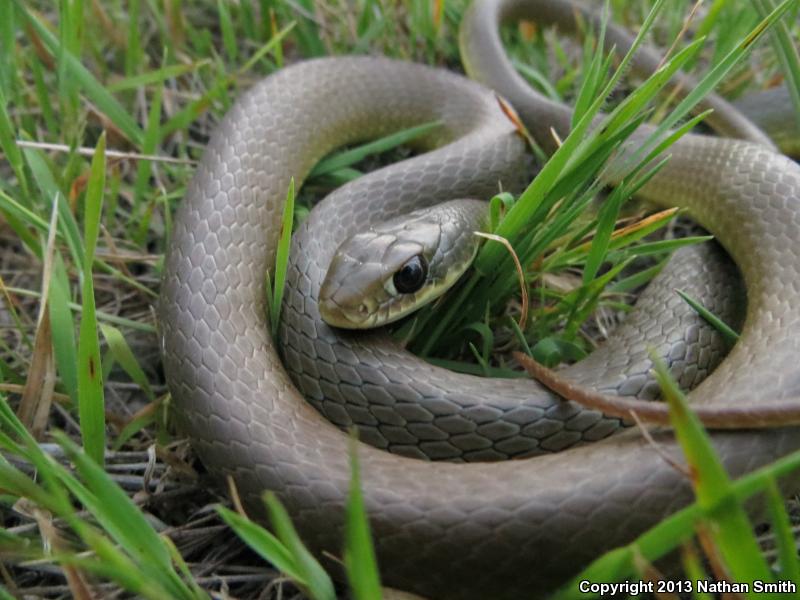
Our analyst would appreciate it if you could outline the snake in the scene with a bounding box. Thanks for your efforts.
[158,0,800,597]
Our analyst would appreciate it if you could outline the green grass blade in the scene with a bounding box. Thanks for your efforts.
[680,543,712,600]
[99,324,155,401]
[764,478,800,582]
[112,402,159,450]
[345,439,383,600]
[424,357,524,378]
[56,0,81,122]
[107,61,211,93]
[133,80,163,244]
[531,336,588,367]
[265,493,336,600]
[161,78,230,138]
[286,0,326,56]
[22,146,62,213]
[514,60,561,101]
[309,121,442,178]
[52,432,169,566]
[653,356,774,583]
[608,258,667,293]
[217,0,238,62]
[582,187,626,284]
[314,167,364,186]
[0,394,40,448]
[269,177,295,335]
[598,39,703,161]
[571,10,609,129]
[55,187,86,272]
[610,236,713,259]
[675,289,739,347]
[468,343,491,377]
[49,252,78,404]
[0,0,13,92]
[238,21,296,75]
[0,458,53,505]
[0,188,43,257]
[124,0,141,76]
[752,0,800,129]
[640,111,713,168]
[216,505,305,583]
[19,149,84,267]
[0,87,30,198]
[77,133,107,464]
[48,552,162,599]
[29,58,56,135]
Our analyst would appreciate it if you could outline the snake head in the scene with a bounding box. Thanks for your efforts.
[319,199,487,329]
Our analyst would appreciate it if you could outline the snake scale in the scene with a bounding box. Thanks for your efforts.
[159,0,800,597]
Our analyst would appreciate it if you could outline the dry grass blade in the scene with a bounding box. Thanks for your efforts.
[18,195,60,437]
[14,140,197,165]
[30,506,95,600]
[629,409,691,478]
[515,352,800,428]
[473,231,529,330]
[569,207,680,255]
[21,312,55,439]
[226,475,248,519]
[0,384,70,404]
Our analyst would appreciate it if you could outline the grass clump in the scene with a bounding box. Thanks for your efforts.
[399,0,795,371]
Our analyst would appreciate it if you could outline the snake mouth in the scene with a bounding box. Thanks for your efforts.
[319,293,377,329]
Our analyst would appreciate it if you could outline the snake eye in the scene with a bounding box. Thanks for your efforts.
[393,255,428,294]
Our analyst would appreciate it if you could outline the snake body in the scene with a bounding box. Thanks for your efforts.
[159,1,800,597]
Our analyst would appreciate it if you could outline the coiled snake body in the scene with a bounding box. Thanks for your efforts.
[160,0,800,597]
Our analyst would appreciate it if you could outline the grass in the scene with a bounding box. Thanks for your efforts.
[401,0,798,368]
[0,0,799,598]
